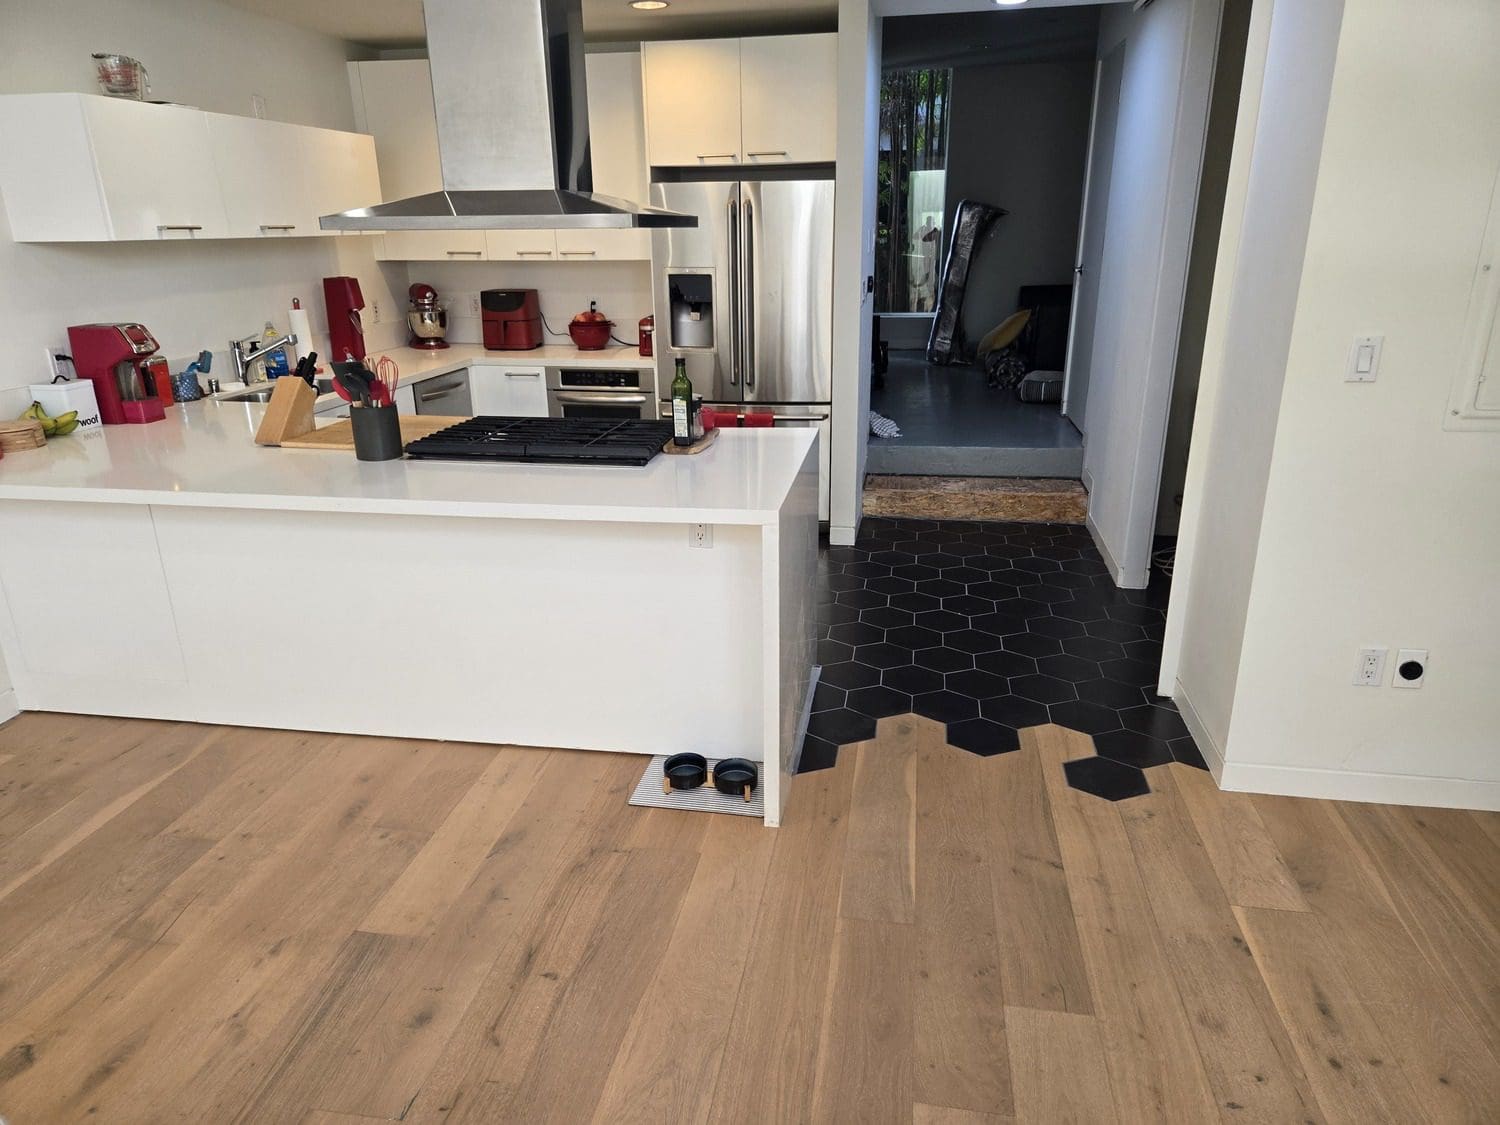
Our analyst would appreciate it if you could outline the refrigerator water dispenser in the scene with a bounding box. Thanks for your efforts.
[667,272,715,350]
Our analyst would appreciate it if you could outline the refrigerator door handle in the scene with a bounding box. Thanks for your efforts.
[742,198,755,390]
[726,197,740,386]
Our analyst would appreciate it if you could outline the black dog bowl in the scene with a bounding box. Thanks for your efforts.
[662,752,709,791]
[711,757,758,800]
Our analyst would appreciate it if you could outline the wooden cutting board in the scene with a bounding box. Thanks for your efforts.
[279,415,468,452]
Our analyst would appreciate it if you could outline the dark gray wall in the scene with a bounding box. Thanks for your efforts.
[941,60,1096,350]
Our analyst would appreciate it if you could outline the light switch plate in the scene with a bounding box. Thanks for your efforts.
[1346,334,1383,383]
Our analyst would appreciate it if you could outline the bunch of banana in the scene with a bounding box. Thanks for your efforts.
[19,402,79,437]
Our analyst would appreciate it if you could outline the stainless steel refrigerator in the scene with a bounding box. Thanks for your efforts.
[649,177,834,516]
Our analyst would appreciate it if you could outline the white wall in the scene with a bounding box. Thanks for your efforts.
[1076,0,1222,585]
[0,0,404,416]
[1162,0,1343,755]
[1171,0,1500,810]
[0,643,14,725]
[829,0,882,545]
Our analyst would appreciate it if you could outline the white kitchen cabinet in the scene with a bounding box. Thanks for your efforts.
[377,230,487,261]
[299,126,380,233]
[394,382,417,414]
[641,39,744,167]
[641,34,837,169]
[348,59,442,201]
[739,35,837,165]
[0,94,228,241]
[471,366,549,417]
[207,114,308,238]
[484,230,559,261]
[554,228,652,262]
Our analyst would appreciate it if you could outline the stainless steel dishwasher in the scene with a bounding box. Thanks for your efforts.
[412,368,473,415]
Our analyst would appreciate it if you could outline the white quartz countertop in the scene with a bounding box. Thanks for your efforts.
[0,393,814,526]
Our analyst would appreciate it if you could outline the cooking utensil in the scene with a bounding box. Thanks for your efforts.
[335,371,372,408]
[370,355,400,406]
[661,752,708,794]
[711,758,758,802]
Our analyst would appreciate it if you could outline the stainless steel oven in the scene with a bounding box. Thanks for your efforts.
[546,368,656,421]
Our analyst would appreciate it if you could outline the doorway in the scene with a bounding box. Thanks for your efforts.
[866,5,1099,480]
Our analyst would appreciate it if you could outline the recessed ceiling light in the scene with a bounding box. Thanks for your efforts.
[630,1,670,9]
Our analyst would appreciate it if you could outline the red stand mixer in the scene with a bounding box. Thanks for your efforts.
[66,323,169,425]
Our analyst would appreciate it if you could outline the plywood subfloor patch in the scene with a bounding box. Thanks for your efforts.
[863,475,1087,523]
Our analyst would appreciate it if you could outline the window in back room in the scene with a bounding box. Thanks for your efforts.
[876,67,952,316]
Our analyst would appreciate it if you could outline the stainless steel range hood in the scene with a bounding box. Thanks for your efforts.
[320,0,694,231]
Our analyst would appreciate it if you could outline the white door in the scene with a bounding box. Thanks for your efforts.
[485,230,558,261]
[554,228,651,262]
[642,39,743,166]
[377,231,486,261]
[1062,44,1124,435]
[85,99,228,239]
[300,126,380,233]
[206,114,307,237]
[740,35,838,165]
[471,366,548,416]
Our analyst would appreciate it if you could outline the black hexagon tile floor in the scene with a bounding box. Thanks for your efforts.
[798,516,1207,799]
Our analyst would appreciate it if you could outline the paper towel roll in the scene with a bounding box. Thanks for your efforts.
[288,302,313,361]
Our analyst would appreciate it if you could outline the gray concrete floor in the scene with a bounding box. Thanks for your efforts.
[868,351,1084,478]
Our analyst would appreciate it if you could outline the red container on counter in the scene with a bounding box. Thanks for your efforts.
[638,315,654,357]
[568,319,614,350]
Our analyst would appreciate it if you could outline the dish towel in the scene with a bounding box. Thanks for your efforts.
[869,410,903,439]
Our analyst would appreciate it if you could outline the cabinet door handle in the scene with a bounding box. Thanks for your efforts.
[259,224,297,231]
[515,249,554,257]
[445,249,483,256]
[504,370,542,377]
[746,150,789,157]
[418,381,466,401]
[157,224,202,232]
[696,152,737,160]
[558,250,597,257]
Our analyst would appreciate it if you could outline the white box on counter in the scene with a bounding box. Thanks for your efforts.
[27,380,101,431]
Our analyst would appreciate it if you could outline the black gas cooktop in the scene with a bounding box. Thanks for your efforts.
[403,417,675,467]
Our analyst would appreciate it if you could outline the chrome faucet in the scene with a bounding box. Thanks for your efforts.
[229,331,298,385]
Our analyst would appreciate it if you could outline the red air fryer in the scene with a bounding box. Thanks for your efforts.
[323,276,366,361]
[481,289,543,350]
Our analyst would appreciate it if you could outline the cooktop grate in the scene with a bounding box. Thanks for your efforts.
[403,417,675,466]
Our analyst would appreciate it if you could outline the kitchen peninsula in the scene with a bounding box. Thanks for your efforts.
[0,395,818,825]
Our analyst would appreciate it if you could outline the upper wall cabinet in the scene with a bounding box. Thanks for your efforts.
[641,33,837,168]
[0,94,379,242]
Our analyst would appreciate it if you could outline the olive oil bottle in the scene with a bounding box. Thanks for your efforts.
[671,356,693,447]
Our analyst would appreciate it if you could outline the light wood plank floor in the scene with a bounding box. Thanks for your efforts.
[0,711,1497,1123]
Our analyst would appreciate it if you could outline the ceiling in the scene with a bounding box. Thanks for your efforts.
[219,0,838,47]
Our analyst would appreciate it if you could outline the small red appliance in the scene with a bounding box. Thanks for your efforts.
[638,314,654,357]
[567,301,613,351]
[406,282,449,350]
[65,323,168,425]
[481,289,543,350]
[323,276,366,362]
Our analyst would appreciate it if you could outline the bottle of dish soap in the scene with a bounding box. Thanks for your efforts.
[261,321,291,380]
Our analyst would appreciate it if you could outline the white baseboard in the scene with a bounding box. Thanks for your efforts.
[0,688,18,727]
[1171,684,1225,782]
[1219,760,1500,812]
[1174,681,1498,811]
[1085,511,1148,589]
[829,523,858,547]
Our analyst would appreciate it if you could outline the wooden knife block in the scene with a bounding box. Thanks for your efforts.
[253,378,317,446]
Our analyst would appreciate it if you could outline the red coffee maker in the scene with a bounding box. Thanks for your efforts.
[66,323,168,425]
[323,276,366,362]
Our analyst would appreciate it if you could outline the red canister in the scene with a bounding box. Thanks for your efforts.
[638,315,654,357]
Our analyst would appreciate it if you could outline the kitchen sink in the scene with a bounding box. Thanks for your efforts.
[218,387,277,403]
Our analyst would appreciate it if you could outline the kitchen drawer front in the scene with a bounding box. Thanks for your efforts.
[413,369,473,416]
[471,366,548,416]
[484,230,559,261]
[377,230,487,260]
[554,228,651,261]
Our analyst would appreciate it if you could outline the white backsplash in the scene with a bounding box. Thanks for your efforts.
[402,260,654,349]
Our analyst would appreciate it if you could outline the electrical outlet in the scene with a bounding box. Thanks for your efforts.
[1392,648,1428,689]
[689,523,713,549]
[1353,646,1387,687]
[369,298,382,325]
[468,292,482,317]
[43,347,70,379]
